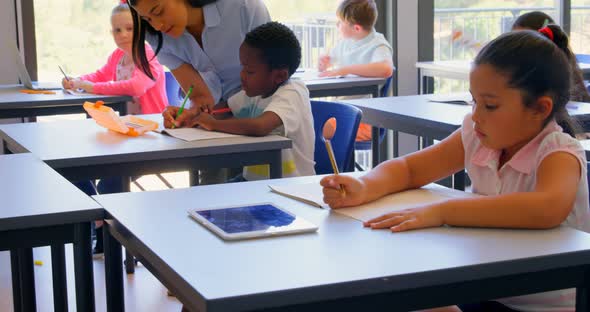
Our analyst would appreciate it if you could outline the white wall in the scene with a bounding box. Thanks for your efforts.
[0,0,19,84]
[396,1,419,96]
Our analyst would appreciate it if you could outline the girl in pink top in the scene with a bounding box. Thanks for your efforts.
[321,25,589,312]
[62,2,167,115]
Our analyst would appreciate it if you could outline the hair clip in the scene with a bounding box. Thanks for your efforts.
[539,26,554,41]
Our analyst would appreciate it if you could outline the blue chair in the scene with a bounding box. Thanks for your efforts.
[311,100,362,174]
[576,54,590,64]
[354,76,393,170]
[165,71,182,106]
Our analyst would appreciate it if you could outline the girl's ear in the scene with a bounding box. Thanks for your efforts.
[353,24,363,33]
[533,95,554,121]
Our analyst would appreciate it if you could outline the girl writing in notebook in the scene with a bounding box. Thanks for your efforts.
[321,25,589,312]
[62,1,167,115]
[66,1,167,256]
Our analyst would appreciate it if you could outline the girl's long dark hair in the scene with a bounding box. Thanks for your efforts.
[474,26,581,137]
[512,11,554,30]
[128,0,218,79]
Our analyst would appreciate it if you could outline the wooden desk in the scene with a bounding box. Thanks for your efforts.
[0,153,102,312]
[95,174,590,312]
[0,85,130,118]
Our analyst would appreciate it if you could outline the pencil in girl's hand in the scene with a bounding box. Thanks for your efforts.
[58,65,69,82]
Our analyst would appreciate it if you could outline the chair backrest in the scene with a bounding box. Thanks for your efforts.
[311,100,362,174]
[380,76,393,97]
[165,71,182,106]
[576,54,590,64]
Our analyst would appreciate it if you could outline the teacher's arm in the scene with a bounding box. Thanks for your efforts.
[172,63,216,113]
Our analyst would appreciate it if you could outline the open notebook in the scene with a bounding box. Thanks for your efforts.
[161,128,244,142]
[269,183,477,222]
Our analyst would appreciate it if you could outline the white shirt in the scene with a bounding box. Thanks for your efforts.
[329,29,393,68]
[228,79,316,180]
[462,113,590,312]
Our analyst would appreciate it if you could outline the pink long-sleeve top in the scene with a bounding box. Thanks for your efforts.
[79,44,167,114]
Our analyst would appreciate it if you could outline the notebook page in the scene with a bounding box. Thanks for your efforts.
[269,182,477,222]
[162,128,243,141]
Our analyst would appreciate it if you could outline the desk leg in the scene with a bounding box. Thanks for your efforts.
[371,127,380,168]
[51,244,68,312]
[576,282,590,311]
[117,177,136,275]
[15,248,36,312]
[10,250,22,312]
[269,151,283,179]
[419,70,424,94]
[73,223,95,312]
[104,222,125,312]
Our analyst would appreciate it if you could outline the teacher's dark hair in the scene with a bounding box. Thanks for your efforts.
[128,0,218,79]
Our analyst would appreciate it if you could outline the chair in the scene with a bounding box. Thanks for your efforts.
[354,76,393,170]
[311,100,362,175]
[165,71,182,106]
[576,54,590,64]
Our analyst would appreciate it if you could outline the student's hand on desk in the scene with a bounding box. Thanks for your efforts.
[319,68,345,78]
[318,55,331,72]
[320,175,367,208]
[72,80,94,93]
[364,203,444,233]
[162,106,200,128]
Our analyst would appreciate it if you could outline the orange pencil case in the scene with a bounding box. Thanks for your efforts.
[83,101,159,136]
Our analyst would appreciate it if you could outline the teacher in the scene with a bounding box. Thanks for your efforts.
[128,0,271,127]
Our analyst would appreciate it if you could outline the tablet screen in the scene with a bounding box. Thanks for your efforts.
[195,204,296,234]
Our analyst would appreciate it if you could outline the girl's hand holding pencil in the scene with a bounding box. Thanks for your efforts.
[320,175,368,209]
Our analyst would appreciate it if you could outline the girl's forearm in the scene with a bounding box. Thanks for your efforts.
[359,158,413,203]
[440,192,569,229]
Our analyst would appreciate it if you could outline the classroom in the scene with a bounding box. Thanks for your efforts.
[2,0,590,311]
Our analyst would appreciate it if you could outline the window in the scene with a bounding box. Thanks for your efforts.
[433,0,559,92]
[33,0,115,82]
[571,0,590,55]
[263,0,342,69]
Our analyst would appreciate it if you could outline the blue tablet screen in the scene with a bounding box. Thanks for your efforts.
[196,204,296,234]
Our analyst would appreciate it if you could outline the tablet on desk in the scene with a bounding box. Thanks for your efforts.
[188,203,318,241]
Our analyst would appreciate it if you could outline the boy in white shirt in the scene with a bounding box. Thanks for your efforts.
[319,0,394,79]
[319,0,393,141]
[190,21,316,181]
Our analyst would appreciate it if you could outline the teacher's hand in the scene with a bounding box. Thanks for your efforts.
[190,95,216,114]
